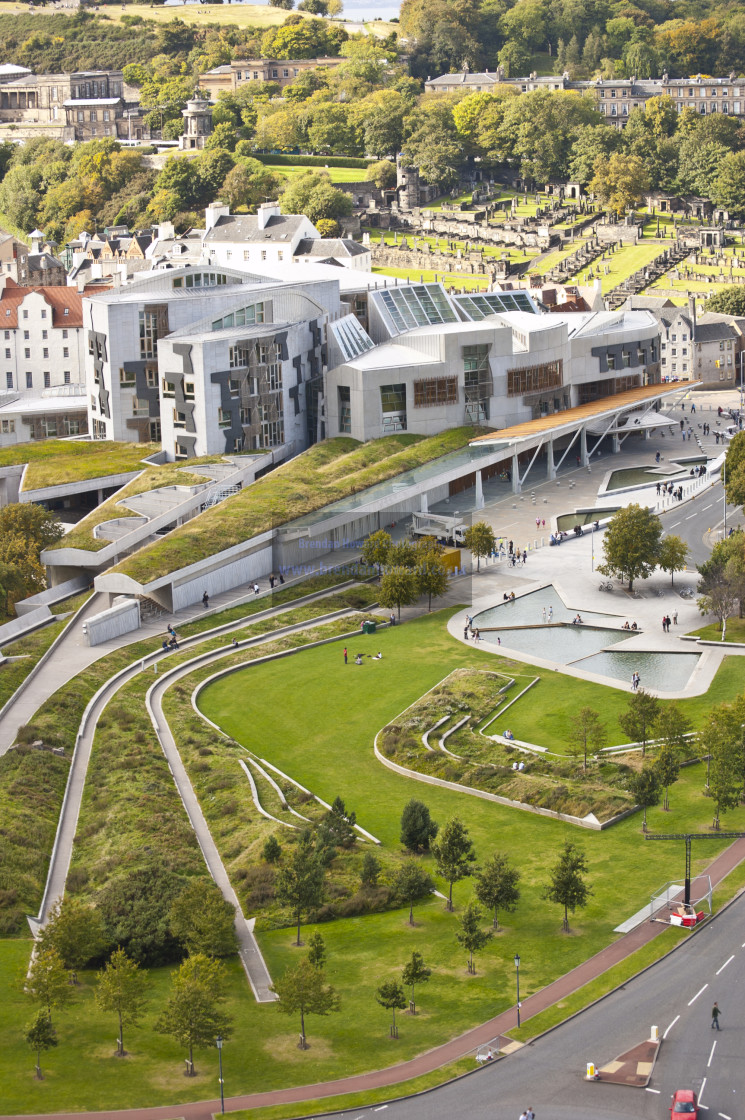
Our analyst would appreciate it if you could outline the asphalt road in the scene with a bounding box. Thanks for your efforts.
[660,478,743,568]
[347,892,745,1120]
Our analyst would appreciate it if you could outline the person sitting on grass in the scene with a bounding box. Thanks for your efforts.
[372,651,382,660]
[504,729,515,740]
[355,653,363,665]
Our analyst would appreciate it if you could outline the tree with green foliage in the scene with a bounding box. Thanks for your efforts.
[702,703,744,829]
[367,159,397,189]
[432,817,477,911]
[221,160,284,212]
[723,436,745,508]
[628,763,662,830]
[543,840,592,933]
[713,150,745,220]
[306,930,326,970]
[658,534,689,587]
[156,954,232,1075]
[38,899,106,982]
[653,703,690,807]
[401,951,431,1014]
[272,957,340,1048]
[0,503,63,552]
[400,798,438,853]
[274,832,325,946]
[598,503,663,590]
[568,123,622,187]
[279,170,352,224]
[319,796,357,850]
[697,535,745,638]
[706,287,745,317]
[24,1010,56,1081]
[568,707,607,771]
[94,948,149,1057]
[620,689,660,758]
[97,865,184,966]
[169,880,238,959]
[263,835,282,864]
[376,979,407,1038]
[415,541,450,611]
[25,946,71,1023]
[474,851,521,930]
[379,567,419,622]
[464,521,496,573]
[361,529,392,578]
[360,851,381,889]
[393,860,435,925]
[456,900,493,974]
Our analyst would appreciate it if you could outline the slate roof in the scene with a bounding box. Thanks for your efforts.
[203,213,306,244]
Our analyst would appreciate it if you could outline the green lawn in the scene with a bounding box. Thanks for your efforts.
[691,619,745,643]
[372,266,491,291]
[0,440,159,492]
[265,164,370,183]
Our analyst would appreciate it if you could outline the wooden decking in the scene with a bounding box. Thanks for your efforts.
[471,383,684,445]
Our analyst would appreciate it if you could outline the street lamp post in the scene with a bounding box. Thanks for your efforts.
[514,953,521,1028]
[216,1035,224,1115]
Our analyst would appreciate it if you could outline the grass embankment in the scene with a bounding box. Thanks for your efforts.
[269,164,371,183]
[113,428,481,585]
[0,591,91,708]
[0,440,159,492]
[0,571,367,934]
[372,267,491,291]
[691,619,745,643]
[378,667,635,822]
[53,455,234,554]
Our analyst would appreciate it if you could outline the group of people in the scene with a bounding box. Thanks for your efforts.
[656,481,684,501]
[661,611,678,632]
[621,620,638,631]
[631,670,641,691]
[161,624,180,652]
[201,571,289,609]
[344,647,383,665]
[572,614,583,625]
[518,1108,536,1120]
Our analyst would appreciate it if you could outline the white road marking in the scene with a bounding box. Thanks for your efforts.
[685,513,697,519]
[703,504,714,511]
[663,1015,680,1039]
[708,1040,717,1068]
[669,521,681,527]
[700,1076,708,1107]
[646,1087,661,1094]
[689,983,708,1005]
[719,1113,732,1119]
[716,954,735,975]
[374,1109,389,1113]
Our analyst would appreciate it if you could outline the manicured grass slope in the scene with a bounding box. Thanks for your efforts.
[0,439,159,491]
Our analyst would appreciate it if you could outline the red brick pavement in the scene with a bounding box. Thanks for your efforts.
[7,837,745,1120]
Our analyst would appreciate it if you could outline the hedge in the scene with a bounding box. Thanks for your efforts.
[252,153,374,169]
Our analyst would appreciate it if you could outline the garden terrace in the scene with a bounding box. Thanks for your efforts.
[111,429,480,586]
[0,439,160,493]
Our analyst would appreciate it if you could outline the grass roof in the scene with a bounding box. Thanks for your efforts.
[0,440,160,492]
[115,428,481,585]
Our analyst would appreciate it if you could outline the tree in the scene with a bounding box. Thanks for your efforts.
[263,836,282,864]
[376,979,407,1038]
[24,1010,56,1081]
[155,953,232,1075]
[269,0,295,8]
[316,219,340,238]
[360,851,381,889]
[456,900,493,974]
[598,504,662,590]
[379,567,419,622]
[415,548,449,611]
[221,160,284,212]
[38,898,106,982]
[400,799,438,853]
[619,689,660,758]
[568,707,606,772]
[702,704,743,829]
[628,762,662,830]
[0,503,63,552]
[272,957,339,1048]
[279,171,352,224]
[367,159,396,189]
[712,150,745,220]
[25,946,72,1022]
[96,865,184,966]
[361,529,392,578]
[431,817,477,911]
[474,852,521,930]
[169,880,238,959]
[464,521,496,573]
[401,951,431,1015]
[306,931,325,970]
[543,840,592,932]
[653,702,690,811]
[568,124,621,187]
[94,948,149,1057]
[393,860,435,925]
[274,833,325,946]
[697,552,745,638]
[707,287,745,317]
[658,535,689,587]
[318,796,357,850]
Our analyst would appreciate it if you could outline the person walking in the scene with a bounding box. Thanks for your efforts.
[673,609,678,625]
[343,647,348,665]
[202,590,209,609]
[548,605,553,621]
[711,1002,721,1030]
[542,607,547,622]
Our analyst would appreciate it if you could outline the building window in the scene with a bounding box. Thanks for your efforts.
[139,309,162,359]
[62,329,68,339]
[229,345,249,369]
[260,418,284,447]
[149,419,161,442]
[507,359,563,396]
[42,330,47,339]
[120,367,136,385]
[63,347,69,358]
[4,349,9,359]
[413,376,458,407]
[41,310,46,319]
[243,250,250,260]
[338,385,351,433]
[64,371,70,384]
[162,379,176,397]
[184,381,195,399]
[1,419,14,433]
[25,372,32,388]
[23,331,29,341]
[218,407,232,428]
[380,383,407,431]
[240,406,251,425]
[43,347,49,359]
[5,372,11,388]
[43,372,50,388]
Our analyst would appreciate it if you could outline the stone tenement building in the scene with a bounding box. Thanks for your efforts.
[200,57,343,96]
[425,67,745,128]
[0,63,151,141]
